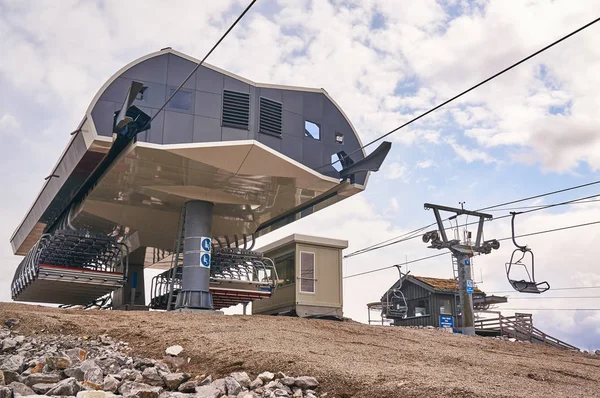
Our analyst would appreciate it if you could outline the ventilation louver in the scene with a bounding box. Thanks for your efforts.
[259,97,283,136]
[222,90,250,129]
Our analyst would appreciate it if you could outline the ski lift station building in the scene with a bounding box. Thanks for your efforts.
[9,48,390,312]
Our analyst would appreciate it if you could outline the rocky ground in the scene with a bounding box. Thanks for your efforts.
[0,303,599,398]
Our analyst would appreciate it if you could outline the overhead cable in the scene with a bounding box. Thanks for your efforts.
[343,218,600,279]
[144,0,257,129]
[344,192,600,258]
[318,17,600,171]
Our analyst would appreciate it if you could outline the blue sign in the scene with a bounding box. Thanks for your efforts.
[200,237,212,252]
[464,259,470,266]
[200,253,211,268]
[466,279,474,294]
[440,315,454,329]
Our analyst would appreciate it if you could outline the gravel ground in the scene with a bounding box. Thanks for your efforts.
[1,303,599,398]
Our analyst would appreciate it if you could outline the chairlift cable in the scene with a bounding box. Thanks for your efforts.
[317,17,600,171]
[143,0,257,129]
[345,192,600,258]
[488,286,600,294]
[344,219,600,279]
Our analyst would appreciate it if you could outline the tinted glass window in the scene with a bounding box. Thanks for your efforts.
[304,120,320,140]
[168,89,192,111]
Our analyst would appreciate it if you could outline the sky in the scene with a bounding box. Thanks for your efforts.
[1,0,600,349]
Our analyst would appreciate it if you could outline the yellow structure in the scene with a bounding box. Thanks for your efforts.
[253,234,347,318]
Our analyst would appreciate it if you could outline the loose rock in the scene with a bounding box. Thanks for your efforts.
[0,386,11,398]
[142,367,164,387]
[119,381,162,398]
[46,377,81,396]
[224,376,242,395]
[104,375,120,393]
[165,346,183,357]
[194,385,221,398]
[230,371,251,389]
[32,382,56,394]
[162,373,189,390]
[294,376,319,389]
[8,381,35,396]
[46,356,72,371]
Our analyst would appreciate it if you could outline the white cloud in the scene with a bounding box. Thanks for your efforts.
[416,159,434,169]
[384,161,409,181]
[0,113,19,134]
[445,137,497,164]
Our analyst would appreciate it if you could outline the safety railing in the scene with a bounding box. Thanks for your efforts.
[475,311,578,350]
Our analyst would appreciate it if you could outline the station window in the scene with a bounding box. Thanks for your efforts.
[304,120,320,140]
[274,253,295,287]
[167,88,192,111]
[299,252,316,293]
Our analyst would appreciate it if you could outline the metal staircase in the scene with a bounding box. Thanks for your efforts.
[150,208,278,311]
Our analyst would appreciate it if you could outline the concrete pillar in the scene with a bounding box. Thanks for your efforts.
[176,200,214,310]
[456,253,475,335]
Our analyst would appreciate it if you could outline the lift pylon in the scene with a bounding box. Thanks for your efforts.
[422,203,500,335]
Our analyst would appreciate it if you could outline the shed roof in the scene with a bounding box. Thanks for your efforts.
[411,275,483,293]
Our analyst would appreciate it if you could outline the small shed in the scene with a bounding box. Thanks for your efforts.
[370,275,507,327]
[253,234,347,318]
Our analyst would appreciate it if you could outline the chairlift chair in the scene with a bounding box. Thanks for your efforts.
[505,212,550,294]
[382,266,409,319]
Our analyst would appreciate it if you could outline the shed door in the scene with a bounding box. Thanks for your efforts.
[299,252,315,293]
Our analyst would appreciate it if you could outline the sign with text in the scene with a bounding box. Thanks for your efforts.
[440,315,454,329]
[466,279,474,294]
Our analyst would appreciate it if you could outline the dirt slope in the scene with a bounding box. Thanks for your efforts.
[1,303,598,397]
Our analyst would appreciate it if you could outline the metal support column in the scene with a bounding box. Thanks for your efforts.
[176,200,214,310]
[456,253,474,335]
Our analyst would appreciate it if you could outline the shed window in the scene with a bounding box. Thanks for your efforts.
[410,298,429,317]
[299,252,315,293]
[274,253,294,287]
[439,299,452,315]
[304,121,320,140]
[167,89,192,111]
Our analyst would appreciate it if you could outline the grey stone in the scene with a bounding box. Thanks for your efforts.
[96,358,120,375]
[199,375,211,386]
[0,355,24,373]
[1,339,18,353]
[0,386,11,398]
[46,356,72,371]
[158,392,192,398]
[237,392,257,398]
[0,370,4,386]
[224,376,241,395]
[275,372,287,380]
[292,388,302,398]
[23,373,61,387]
[119,369,142,382]
[8,381,35,396]
[230,372,250,389]
[257,372,274,383]
[2,372,18,385]
[162,373,189,390]
[142,367,164,387]
[64,366,85,381]
[164,346,183,357]
[294,376,318,389]
[83,367,104,390]
[31,383,56,394]
[193,385,220,398]
[209,379,226,395]
[119,381,162,398]
[46,377,81,396]
[4,319,19,329]
[280,377,295,387]
[273,389,290,397]
[249,378,263,389]
[103,375,120,393]
[80,360,99,373]
[66,348,87,364]
[77,392,119,398]
[176,380,198,393]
